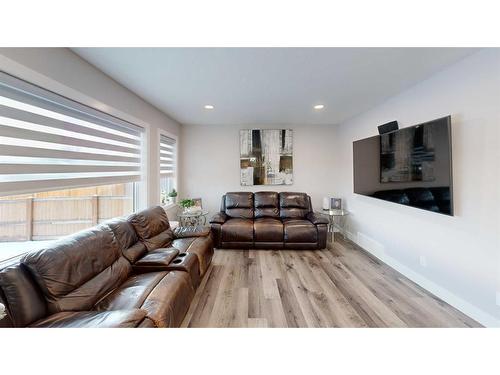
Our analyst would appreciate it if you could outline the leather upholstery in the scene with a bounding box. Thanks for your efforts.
[279,192,311,219]
[222,218,254,242]
[128,206,173,250]
[210,192,327,249]
[254,217,283,242]
[138,317,156,328]
[126,206,214,276]
[306,212,329,225]
[132,248,179,273]
[209,212,227,224]
[224,192,254,219]
[283,219,317,243]
[166,253,201,288]
[172,235,214,276]
[106,217,147,263]
[254,191,279,218]
[173,226,211,238]
[22,225,132,314]
[30,309,146,328]
[0,264,47,327]
[95,271,194,328]
[0,205,214,328]
[317,223,328,249]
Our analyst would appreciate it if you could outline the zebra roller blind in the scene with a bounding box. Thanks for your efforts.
[159,134,176,177]
[0,72,144,196]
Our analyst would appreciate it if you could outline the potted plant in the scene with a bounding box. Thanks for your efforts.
[179,198,197,213]
[168,188,178,204]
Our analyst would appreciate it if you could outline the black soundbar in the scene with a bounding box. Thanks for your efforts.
[378,120,399,135]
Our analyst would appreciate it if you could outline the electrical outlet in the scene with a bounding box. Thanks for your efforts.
[419,255,427,268]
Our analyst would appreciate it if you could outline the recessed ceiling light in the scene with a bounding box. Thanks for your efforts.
[204,105,214,110]
[314,104,325,110]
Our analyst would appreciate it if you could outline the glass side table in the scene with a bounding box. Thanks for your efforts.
[178,210,209,227]
[316,209,349,242]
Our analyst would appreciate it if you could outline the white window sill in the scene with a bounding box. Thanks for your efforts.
[162,203,177,210]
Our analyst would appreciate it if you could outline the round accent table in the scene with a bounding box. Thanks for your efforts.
[316,209,349,242]
[178,210,209,227]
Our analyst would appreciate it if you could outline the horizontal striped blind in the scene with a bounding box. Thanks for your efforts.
[0,72,144,196]
[160,134,176,177]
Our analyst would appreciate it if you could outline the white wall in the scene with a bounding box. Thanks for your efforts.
[333,49,500,326]
[180,124,336,215]
[0,48,181,207]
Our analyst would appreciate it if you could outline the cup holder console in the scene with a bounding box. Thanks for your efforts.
[167,252,201,288]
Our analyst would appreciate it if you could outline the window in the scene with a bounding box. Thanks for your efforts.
[159,133,177,205]
[0,183,135,262]
[0,72,145,261]
[0,72,144,196]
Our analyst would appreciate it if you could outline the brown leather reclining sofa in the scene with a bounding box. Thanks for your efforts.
[210,192,328,249]
[0,206,213,328]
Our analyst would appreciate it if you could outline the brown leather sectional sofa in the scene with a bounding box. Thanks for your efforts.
[210,192,328,249]
[0,206,213,328]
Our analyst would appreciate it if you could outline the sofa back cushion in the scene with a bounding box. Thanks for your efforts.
[224,192,254,219]
[105,217,147,263]
[22,225,131,314]
[128,206,173,251]
[254,191,279,218]
[279,192,311,219]
[0,264,47,327]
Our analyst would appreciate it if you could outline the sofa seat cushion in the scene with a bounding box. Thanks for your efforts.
[172,236,214,276]
[221,218,253,242]
[94,271,194,328]
[283,219,317,243]
[30,309,146,328]
[254,217,283,242]
[132,248,179,273]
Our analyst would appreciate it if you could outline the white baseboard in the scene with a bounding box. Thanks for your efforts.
[345,231,500,328]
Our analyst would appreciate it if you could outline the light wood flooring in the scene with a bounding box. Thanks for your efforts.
[181,236,481,328]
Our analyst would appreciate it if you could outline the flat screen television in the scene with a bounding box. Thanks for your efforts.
[353,116,453,215]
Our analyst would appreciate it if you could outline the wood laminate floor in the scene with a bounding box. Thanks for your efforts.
[181,236,481,328]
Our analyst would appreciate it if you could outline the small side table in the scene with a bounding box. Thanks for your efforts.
[178,210,209,227]
[316,209,349,242]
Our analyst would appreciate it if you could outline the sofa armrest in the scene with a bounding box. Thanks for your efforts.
[30,309,147,328]
[306,212,329,225]
[209,212,227,225]
[173,225,211,239]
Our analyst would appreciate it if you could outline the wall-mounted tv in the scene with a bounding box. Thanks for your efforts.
[353,116,453,215]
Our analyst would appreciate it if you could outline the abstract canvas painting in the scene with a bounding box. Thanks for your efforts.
[240,129,293,186]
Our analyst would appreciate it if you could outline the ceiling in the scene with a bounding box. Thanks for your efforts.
[72,48,478,126]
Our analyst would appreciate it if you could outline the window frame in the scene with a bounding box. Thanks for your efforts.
[158,128,178,209]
